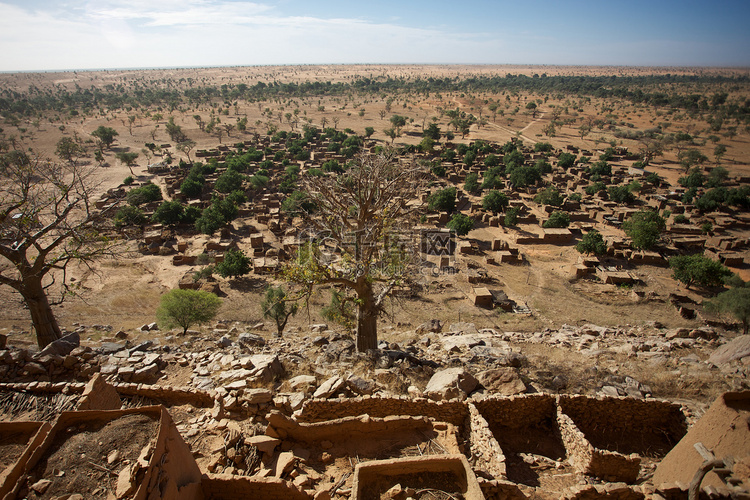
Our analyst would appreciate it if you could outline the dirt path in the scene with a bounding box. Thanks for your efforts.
[483,113,543,144]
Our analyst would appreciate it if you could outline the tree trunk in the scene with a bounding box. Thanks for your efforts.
[356,307,378,352]
[355,284,378,352]
[23,281,62,349]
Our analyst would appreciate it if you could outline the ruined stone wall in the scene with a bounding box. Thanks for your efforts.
[0,381,213,410]
[114,382,214,407]
[268,412,460,453]
[0,345,100,382]
[557,395,687,450]
[472,393,556,428]
[297,396,469,427]
[201,475,311,500]
[557,411,594,476]
[467,403,506,479]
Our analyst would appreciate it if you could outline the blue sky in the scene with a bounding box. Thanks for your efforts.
[0,0,748,71]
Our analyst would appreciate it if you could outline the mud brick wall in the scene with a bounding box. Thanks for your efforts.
[201,474,312,500]
[472,393,556,428]
[297,396,469,427]
[467,403,506,479]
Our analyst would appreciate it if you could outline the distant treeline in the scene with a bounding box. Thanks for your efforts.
[1,73,749,123]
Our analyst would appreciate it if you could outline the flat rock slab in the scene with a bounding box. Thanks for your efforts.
[441,335,486,351]
[709,335,750,365]
[475,367,526,396]
[425,367,478,401]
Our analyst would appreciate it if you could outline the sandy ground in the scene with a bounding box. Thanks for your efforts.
[0,64,749,341]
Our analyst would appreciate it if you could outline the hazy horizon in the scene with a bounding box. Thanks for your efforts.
[1,0,749,72]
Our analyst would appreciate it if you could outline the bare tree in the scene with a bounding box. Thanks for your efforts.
[177,139,197,163]
[283,149,425,352]
[0,151,120,348]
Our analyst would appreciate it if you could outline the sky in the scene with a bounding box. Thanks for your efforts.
[0,0,749,72]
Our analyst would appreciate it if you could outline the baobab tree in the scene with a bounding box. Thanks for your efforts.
[0,151,120,348]
[283,149,425,351]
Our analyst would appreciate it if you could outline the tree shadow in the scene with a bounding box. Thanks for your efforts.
[228,276,269,292]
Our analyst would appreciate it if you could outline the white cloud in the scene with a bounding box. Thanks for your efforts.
[84,0,275,26]
[0,0,511,70]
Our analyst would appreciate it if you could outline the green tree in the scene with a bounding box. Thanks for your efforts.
[126,182,162,206]
[447,213,474,236]
[215,249,251,278]
[261,285,299,337]
[645,172,661,186]
[706,166,729,188]
[484,154,500,168]
[504,149,524,170]
[557,152,576,170]
[678,168,705,188]
[678,149,708,173]
[576,229,607,255]
[419,136,435,153]
[250,174,269,190]
[482,190,509,214]
[91,126,118,151]
[152,201,185,226]
[181,177,204,198]
[607,185,635,204]
[585,182,607,196]
[322,160,345,173]
[525,102,538,118]
[165,116,187,142]
[534,186,565,206]
[504,207,520,226]
[509,165,541,188]
[236,116,247,132]
[588,160,611,177]
[194,206,225,235]
[156,289,221,335]
[281,190,316,216]
[390,115,407,132]
[623,210,666,250]
[713,144,727,164]
[321,289,355,329]
[669,254,731,289]
[114,205,146,227]
[543,211,570,228]
[364,126,375,138]
[423,123,441,141]
[55,136,84,165]
[428,187,457,213]
[215,169,245,193]
[115,151,139,176]
[705,286,750,335]
[464,173,481,194]
[464,150,477,167]
[383,127,399,144]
